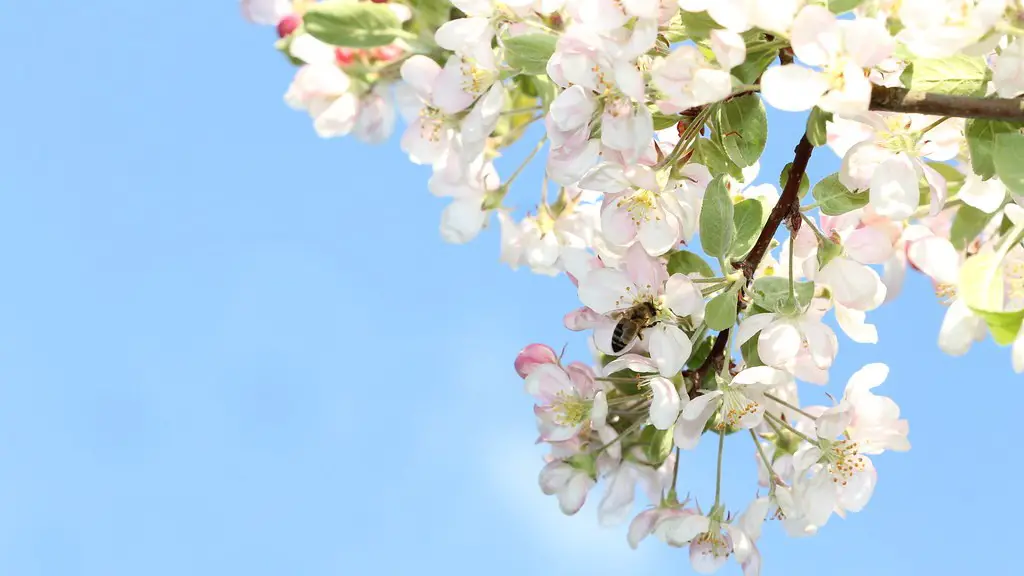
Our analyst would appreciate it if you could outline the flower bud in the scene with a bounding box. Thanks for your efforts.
[335,47,357,66]
[276,14,300,39]
[515,343,558,378]
[370,0,389,3]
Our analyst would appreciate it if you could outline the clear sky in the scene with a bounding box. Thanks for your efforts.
[0,2,1020,575]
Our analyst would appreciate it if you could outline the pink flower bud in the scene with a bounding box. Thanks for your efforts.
[370,0,389,3]
[276,14,301,39]
[515,343,558,378]
[335,47,357,66]
[370,44,404,63]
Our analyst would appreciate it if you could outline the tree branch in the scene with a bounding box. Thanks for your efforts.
[691,328,730,399]
[736,134,814,280]
[870,85,1024,121]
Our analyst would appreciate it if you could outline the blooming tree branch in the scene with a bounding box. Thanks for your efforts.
[242,0,1024,572]
[870,85,1024,121]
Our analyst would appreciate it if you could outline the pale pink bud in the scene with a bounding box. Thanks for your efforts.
[335,48,357,66]
[515,344,558,378]
[276,14,300,38]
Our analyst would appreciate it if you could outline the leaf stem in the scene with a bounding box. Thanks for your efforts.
[763,411,817,445]
[713,429,725,507]
[750,429,779,495]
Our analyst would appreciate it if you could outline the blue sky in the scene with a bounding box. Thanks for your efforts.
[0,2,1020,575]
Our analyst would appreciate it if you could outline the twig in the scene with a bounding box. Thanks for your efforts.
[870,85,1024,122]
[735,134,814,280]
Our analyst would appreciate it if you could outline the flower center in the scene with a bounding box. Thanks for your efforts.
[418,107,445,142]
[460,58,495,95]
[935,282,957,305]
[821,439,866,486]
[616,189,661,224]
[716,389,759,431]
[553,391,589,427]
[693,530,729,556]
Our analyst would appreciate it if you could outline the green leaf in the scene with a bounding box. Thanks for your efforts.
[405,0,452,29]
[829,0,865,12]
[806,107,832,147]
[706,286,739,330]
[752,277,815,313]
[970,308,1024,346]
[950,204,993,251]
[700,175,735,258]
[691,138,743,181]
[959,252,1005,312]
[303,1,404,48]
[812,173,868,215]
[686,336,713,370]
[780,162,810,199]
[667,250,715,277]
[732,32,779,85]
[994,132,1024,195]
[640,425,675,467]
[504,34,558,76]
[966,119,1022,180]
[678,10,722,40]
[716,95,767,168]
[731,199,765,259]
[901,54,990,96]
[740,331,763,368]
[652,111,682,130]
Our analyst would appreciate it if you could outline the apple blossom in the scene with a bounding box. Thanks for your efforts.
[242,0,1024,568]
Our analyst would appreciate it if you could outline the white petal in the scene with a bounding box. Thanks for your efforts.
[907,236,960,285]
[844,226,893,265]
[578,268,634,313]
[732,366,788,387]
[1014,330,1024,373]
[664,274,705,317]
[710,29,746,70]
[790,5,840,66]
[400,55,442,101]
[599,466,638,526]
[846,362,889,393]
[761,65,829,112]
[664,514,710,544]
[938,299,983,356]
[834,304,878,344]
[736,313,776,345]
[959,174,1007,214]
[758,321,801,367]
[558,473,593,515]
[649,376,683,430]
[841,18,895,68]
[650,324,693,378]
[638,212,681,256]
[841,141,891,191]
[870,154,919,221]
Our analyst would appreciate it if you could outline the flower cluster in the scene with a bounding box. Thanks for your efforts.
[244,0,1024,572]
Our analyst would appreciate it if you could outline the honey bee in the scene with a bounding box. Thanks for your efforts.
[610,301,659,353]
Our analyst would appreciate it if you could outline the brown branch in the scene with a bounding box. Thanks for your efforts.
[691,328,730,399]
[735,134,814,280]
[870,85,1024,122]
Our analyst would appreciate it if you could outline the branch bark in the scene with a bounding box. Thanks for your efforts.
[690,134,815,395]
[870,85,1024,122]
[736,134,814,280]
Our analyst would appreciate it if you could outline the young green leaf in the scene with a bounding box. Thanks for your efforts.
[691,138,744,181]
[901,54,990,96]
[828,0,865,12]
[667,250,715,277]
[752,277,815,313]
[806,107,833,147]
[731,199,765,258]
[969,308,1024,346]
[700,175,735,258]
[303,1,404,48]
[780,162,810,199]
[965,119,1021,180]
[640,425,675,467]
[717,95,768,168]
[504,34,558,76]
[950,204,994,250]
[706,286,739,330]
[812,173,868,215]
[994,132,1024,195]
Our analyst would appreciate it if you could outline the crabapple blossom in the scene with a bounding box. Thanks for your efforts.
[244,0,1024,569]
[761,5,894,116]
